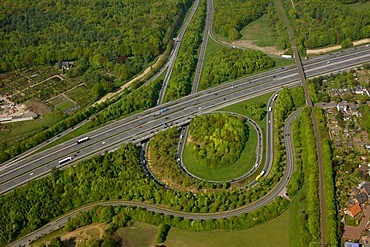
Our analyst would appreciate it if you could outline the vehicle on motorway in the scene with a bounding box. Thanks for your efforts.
[269,107,272,112]
[255,170,266,181]
[77,137,90,144]
[272,94,278,101]
[160,107,169,113]
[58,157,72,165]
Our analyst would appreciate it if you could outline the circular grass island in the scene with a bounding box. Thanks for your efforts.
[182,112,258,181]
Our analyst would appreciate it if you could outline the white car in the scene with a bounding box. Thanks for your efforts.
[101,141,106,144]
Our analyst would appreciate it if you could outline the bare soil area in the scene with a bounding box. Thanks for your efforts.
[26,101,51,116]
[232,40,285,56]
[306,38,370,55]
[59,223,107,247]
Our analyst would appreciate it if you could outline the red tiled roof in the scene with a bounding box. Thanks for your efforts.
[349,203,362,217]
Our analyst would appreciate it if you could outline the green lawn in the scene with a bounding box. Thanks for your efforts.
[115,222,158,247]
[348,1,370,10]
[0,111,63,150]
[65,85,94,107]
[164,209,290,247]
[182,121,257,181]
[240,14,275,47]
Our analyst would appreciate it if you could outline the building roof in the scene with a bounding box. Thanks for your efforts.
[356,193,368,204]
[361,182,370,195]
[344,242,360,247]
[349,203,362,217]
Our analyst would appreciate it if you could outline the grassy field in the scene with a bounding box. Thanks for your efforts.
[164,209,290,247]
[240,14,275,47]
[182,121,257,181]
[116,221,158,247]
[65,85,94,107]
[348,1,370,10]
[0,111,64,150]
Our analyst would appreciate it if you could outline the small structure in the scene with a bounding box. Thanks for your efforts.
[344,242,360,247]
[61,61,74,70]
[361,182,370,196]
[349,204,362,217]
[356,193,368,204]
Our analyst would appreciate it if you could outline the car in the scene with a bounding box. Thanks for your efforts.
[232,45,236,48]
[29,173,33,176]
[327,61,330,64]
[198,107,201,110]
[366,44,369,47]
[138,125,142,128]
[101,141,106,144]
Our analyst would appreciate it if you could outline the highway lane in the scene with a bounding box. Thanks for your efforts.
[157,0,200,104]
[0,81,297,193]
[9,109,301,247]
[1,48,370,193]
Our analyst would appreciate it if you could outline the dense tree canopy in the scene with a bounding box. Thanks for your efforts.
[276,0,370,51]
[0,0,192,79]
[189,113,248,168]
[200,48,274,89]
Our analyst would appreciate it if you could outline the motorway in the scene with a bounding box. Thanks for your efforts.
[1,47,370,193]
[9,106,301,247]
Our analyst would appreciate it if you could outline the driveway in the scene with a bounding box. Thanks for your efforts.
[343,205,370,240]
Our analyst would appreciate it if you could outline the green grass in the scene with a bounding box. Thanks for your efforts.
[181,93,274,181]
[348,1,370,11]
[271,57,296,68]
[240,14,275,47]
[65,85,94,107]
[0,111,63,150]
[115,221,157,247]
[164,209,290,247]
[182,121,257,181]
[345,215,359,226]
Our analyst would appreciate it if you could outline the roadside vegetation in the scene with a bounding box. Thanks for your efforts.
[148,127,218,192]
[314,107,339,246]
[199,48,274,90]
[0,142,290,245]
[188,113,248,168]
[288,107,321,246]
[164,0,207,102]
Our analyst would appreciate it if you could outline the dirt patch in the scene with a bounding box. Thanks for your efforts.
[306,38,370,55]
[26,101,52,116]
[60,223,107,247]
[232,40,285,56]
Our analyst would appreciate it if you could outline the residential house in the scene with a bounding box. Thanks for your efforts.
[356,192,368,204]
[349,203,362,217]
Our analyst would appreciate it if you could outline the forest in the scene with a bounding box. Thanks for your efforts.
[0,141,289,245]
[0,0,192,90]
[200,48,274,89]
[188,113,248,168]
[277,0,370,52]
[212,0,270,40]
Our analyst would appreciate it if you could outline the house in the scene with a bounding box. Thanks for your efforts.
[361,182,370,196]
[356,192,368,204]
[337,101,349,112]
[349,203,362,217]
[355,86,366,95]
[61,61,74,70]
